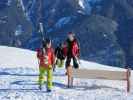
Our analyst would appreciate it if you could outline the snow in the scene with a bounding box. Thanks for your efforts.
[7,0,12,6]
[79,0,85,9]
[15,25,23,36]
[78,0,103,15]
[0,46,133,100]
[18,0,32,21]
[19,0,25,12]
[0,46,38,69]
[55,17,71,28]
[78,0,92,15]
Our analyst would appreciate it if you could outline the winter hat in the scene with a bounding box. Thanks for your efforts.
[68,32,75,36]
[45,38,51,44]
[42,38,51,48]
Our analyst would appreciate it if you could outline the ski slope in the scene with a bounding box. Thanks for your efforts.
[0,46,132,100]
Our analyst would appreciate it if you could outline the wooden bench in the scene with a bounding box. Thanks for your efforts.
[68,68,131,92]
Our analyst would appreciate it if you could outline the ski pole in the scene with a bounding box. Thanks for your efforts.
[39,22,45,41]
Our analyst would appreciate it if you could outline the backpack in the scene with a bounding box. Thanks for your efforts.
[72,39,80,57]
[66,38,80,57]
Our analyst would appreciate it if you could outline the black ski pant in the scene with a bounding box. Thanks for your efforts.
[65,56,79,69]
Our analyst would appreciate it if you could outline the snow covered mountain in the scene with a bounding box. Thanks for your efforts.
[0,0,32,47]
[0,46,132,100]
[0,0,133,68]
[20,0,126,68]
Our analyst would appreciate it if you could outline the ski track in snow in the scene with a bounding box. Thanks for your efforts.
[0,46,133,100]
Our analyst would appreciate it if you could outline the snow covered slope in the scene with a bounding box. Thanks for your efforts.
[0,46,38,69]
[0,46,132,100]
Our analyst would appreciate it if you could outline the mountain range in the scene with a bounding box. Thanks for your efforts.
[0,0,133,68]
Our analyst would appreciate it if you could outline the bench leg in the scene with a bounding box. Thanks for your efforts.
[126,68,131,92]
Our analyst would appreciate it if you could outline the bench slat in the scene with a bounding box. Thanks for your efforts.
[73,69,127,80]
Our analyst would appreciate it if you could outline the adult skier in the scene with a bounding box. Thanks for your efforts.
[65,32,80,87]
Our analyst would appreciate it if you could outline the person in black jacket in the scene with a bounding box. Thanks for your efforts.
[65,32,80,69]
[65,32,80,87]
[55,43,66,68]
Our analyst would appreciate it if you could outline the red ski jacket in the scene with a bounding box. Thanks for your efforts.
[36,48,55,68]
[72,39,80,57]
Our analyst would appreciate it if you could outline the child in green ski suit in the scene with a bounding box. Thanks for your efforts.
[37,39,55,92]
